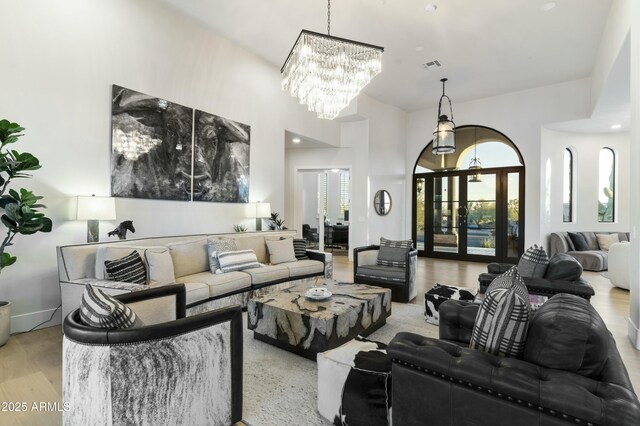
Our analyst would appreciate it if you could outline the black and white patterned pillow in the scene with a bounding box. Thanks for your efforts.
[79,285,138,328]
[293,238,308,260]
[104,251,147,284]
[470,267,530,358]
[517,244,549,278]
[376,237,413,267]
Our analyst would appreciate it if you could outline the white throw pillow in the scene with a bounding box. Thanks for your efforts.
[145,249,176,287]
[266,238,297,265]
[596,233,619,252]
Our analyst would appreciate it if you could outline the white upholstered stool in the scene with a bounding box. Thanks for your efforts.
[608,241,630,290]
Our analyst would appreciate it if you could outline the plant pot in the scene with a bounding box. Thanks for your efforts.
[0,301,10,347]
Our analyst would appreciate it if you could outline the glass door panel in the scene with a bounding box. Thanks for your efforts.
[415,177,426,251]
[466,173,497,257]
[432,176,459,254]
[506,172,520,259]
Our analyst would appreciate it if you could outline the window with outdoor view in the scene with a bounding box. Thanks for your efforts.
[598,147,615,222]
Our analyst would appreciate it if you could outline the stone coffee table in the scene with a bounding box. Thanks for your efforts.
[247,279,392,360]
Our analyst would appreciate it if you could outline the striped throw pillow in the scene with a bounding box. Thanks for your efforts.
[79,285,138,328]
[470,267,530,358]
[517,244,549,278]
[217,249,261,273]
[293,238,308,260]
[376,237,413,267]
[207,238,238,273]
[104,251,147,284]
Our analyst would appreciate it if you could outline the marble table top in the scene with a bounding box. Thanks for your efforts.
[249,279,392,321]
[247,279,392,358]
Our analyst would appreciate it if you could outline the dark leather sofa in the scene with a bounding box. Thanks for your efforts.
[479,262,595,300]
[388,295,640,426]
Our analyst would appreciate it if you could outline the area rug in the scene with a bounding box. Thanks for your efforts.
[242,302,437,426]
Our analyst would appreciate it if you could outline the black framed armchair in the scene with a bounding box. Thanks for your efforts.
[353,245,418,303]
[63,284,243,426]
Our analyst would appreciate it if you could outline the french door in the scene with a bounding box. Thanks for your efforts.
[413,167,524,263]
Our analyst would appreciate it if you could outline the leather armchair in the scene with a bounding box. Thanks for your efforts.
[478,262,595,300]
[63,284,243,426]
[388,299,640,426]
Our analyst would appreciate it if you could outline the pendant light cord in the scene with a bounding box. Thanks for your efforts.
[327,0,331,35]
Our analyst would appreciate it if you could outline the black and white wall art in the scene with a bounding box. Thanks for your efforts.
[111,85,193,201]
[110,85,251,203]
[193,110,250,203]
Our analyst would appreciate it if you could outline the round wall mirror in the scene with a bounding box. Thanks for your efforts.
[374,190,392,216]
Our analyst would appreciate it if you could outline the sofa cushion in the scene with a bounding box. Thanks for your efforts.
[234,235,269,263]
[580,232,599,250]
[244,264,289,285]
[567,250,608,271]
[218,249,261,273]
[79,285,139,328]
[376,237,412,267]
[544,253,583,281]
[517,245,549,278]
[568,232,590,251]
[470,267,530,358]
[596,233,619,251]
[207,238,237,272]
[176,271,251,298]
[145,249,176,286]
[285,259,324,278]
[524,294,609,379]
[266,238,297,265]
[104,251,147,285]
[94,245,164,280]
[166,238,209,278]
[357,264,405,281]
[179,282,210,305]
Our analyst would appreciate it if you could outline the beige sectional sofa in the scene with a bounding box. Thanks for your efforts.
[57,230,332,320]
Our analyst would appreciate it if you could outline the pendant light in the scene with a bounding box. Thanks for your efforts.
[469,127,482,183]
[281,0,384,120]
[432,78,456,155]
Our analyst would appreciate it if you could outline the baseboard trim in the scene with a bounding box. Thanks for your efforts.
[11,307,62,334]
[628,317,640,350]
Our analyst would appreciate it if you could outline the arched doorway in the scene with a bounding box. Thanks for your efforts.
[413,126,525,263]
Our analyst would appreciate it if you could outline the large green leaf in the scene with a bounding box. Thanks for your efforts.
[0,252,16,268]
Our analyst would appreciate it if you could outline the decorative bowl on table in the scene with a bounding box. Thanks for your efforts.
[305,287,332,301]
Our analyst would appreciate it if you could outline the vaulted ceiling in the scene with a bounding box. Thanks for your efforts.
[159,0,612,112]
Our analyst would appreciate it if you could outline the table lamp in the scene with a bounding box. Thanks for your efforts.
[77,195,116,243]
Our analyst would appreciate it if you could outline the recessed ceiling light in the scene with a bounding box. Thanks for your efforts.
[292,137,301,143]
[425,4,437,13]
[611,124,622,130]
[541,2,556,12]
[415,46,424,52]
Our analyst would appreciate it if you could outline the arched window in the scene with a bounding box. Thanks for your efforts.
[563,148,573,222]
[598,148,615,222]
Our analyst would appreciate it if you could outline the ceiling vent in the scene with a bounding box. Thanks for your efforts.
[422,60,441,69]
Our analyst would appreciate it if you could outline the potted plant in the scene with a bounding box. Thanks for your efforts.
[0,120,52,346]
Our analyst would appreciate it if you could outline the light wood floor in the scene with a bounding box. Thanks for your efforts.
[1,256,638,425]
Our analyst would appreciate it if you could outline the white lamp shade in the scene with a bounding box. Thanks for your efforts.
[256,202,271,218]
[77,196,116,220]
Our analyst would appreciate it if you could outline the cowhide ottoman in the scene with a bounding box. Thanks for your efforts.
[425,283,477,325]
[317,337,391,426]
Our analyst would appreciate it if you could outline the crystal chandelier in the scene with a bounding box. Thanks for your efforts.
[281,0,384,120]
[432,78,456,155]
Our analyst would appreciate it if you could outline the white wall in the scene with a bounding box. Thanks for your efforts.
[405,79,592,248]
[540,129,630,242]
[285,94,408,258]
[0,0,339,331]
[627,0,640,349]
[301,174,319,226]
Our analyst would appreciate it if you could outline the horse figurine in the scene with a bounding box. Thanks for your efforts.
[108,220,135,240]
